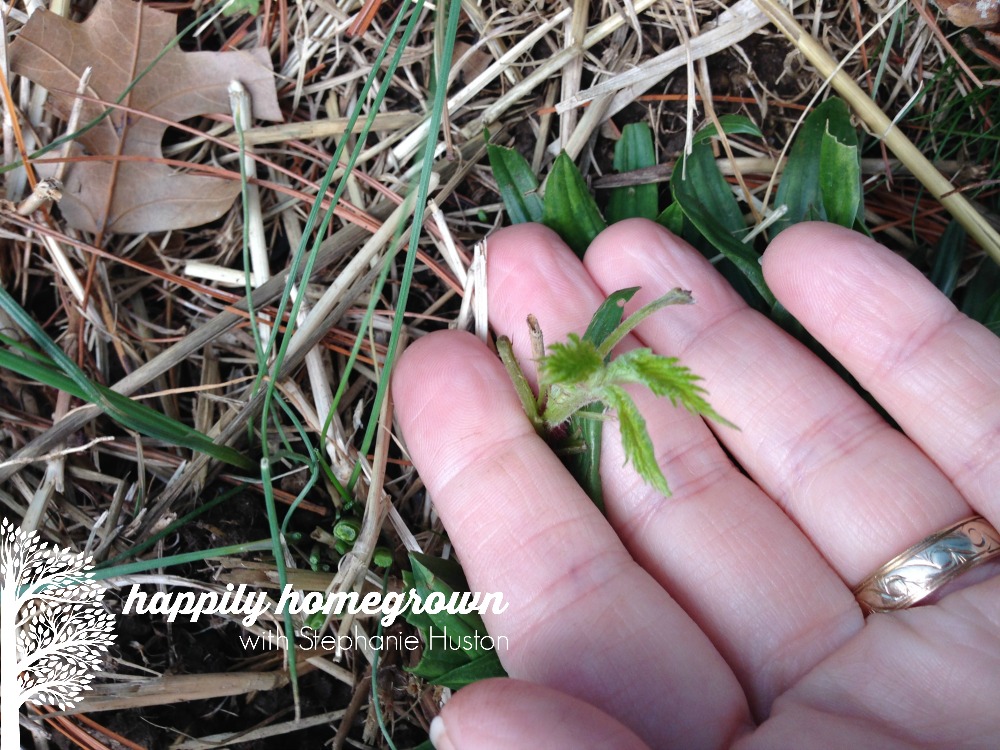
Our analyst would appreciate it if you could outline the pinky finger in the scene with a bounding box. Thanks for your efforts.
[429,678,653,750]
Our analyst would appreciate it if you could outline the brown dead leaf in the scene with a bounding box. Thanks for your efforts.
[8,0,281,234]
[933,0,999,28]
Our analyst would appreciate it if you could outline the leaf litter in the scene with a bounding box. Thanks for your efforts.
[9,0,281,234]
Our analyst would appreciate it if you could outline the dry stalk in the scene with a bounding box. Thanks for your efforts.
[754,0,1000,263]
[559,0,590,149]
[174,709,349,749]
[559,0,802,118]
[229,80,272,346]
[66,672,290,714]
[228,111,421,147]
[394,8,572,162]
[329,364,396,644]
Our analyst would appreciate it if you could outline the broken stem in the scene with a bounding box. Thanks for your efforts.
[497,335,544,434]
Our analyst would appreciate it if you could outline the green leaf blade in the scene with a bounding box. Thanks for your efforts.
[603,386,670,497]
[0,297,253,470]
[692,114,763,145]
[487,143,544,224]
[583,287,639,347]
[404,553,507,689]
[542,151,607,256]
[818,121,862,228]
[607,122,659,223]
[774,97,862,234]
[671,142,774,306]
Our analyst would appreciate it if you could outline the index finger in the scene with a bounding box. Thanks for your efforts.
[392,330,751,748]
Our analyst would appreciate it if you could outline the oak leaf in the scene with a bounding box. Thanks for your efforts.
[933,0,999,28]
[8,0,281,234]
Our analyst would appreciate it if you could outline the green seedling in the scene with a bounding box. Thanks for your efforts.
[498,288,734,497]
[372,547,394,568]
[333,518,361,544]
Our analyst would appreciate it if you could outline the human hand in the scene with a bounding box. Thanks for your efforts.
[391,220,1000,749]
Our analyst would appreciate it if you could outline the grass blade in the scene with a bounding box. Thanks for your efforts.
[487,141,544,223]
[607,122,658,222]
[0,291,253,470]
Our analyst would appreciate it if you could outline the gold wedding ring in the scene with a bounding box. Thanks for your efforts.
[853,515,1000,615]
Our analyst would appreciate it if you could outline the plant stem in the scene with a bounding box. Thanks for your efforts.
[597,288,693,358]
[497,336,543,434]
[526,314,549,412]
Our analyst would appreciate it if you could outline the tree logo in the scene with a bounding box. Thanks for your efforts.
[0,519,116,749]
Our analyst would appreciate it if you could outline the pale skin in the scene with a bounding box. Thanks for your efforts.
[391,220,1000,749]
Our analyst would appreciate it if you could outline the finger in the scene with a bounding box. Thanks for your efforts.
[763,222,1000,524]
[583,220,972,582]
[429,678,653,750]
[392,329,751,749]
[486,223,858,715]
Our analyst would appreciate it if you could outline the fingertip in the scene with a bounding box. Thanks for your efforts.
[761,221,863,285]
[392,330,521,479]
[393,329,485,420]
[762,222,952,338]
[584,217,688,268]
[486,223,593,342]
[582,218,747,348]
[433,679,650,750]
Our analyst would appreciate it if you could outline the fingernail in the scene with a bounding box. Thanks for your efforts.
[430,715,456,750]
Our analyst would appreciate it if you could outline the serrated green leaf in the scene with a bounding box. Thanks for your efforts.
[543,151,607,256]
[605,349,698,396]
[671,142,774,306]
[774,98,861,235]
[607,123,658,223]
[556,288,639,513]
[538,334,603,385]
[604,349,734,428]
[487,143,544,224]
[693,114,763,144]
[603,386,670,496]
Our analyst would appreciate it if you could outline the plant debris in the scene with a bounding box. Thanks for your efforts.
[8,0,281,234]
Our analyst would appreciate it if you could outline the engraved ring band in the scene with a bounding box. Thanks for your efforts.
[853,515,1000,615]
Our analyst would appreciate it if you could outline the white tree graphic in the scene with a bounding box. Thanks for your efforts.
[0,519,116,750]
